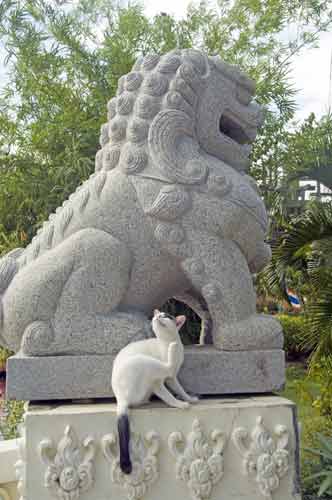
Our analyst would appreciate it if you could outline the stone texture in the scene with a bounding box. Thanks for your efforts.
[0,440,20,485]
[21,396,301,500]
[0,438,21,500]
[0,49,283,364]
[0,483,18,500]
[6,347,285,401]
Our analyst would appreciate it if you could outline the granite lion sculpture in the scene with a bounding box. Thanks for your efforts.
[0,49,282,356]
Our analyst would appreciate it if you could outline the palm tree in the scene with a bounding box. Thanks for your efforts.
[264,201,332,362]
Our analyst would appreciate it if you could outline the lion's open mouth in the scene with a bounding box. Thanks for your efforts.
[219,113,251,145]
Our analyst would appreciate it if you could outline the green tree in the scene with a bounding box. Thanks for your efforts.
[1,0,332,254]
[259,113,332,231]
[280,113,332,189]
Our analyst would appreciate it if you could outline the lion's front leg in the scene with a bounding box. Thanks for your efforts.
[181,234,283,351]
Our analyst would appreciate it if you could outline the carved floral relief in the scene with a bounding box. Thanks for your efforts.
[102,430,160,500]
[232,416,290,499]
[39,425,95,500]
[168,419,225,500]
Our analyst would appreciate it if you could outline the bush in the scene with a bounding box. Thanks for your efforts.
[0,347,22,441]
[0,399,25,440]
[309,434,332,497]
[280,364,332,499]
[277,314,309,360]
[308,357,332,417]
[303,429,332,498]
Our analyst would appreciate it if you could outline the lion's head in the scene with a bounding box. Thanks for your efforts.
[95,50,263,184]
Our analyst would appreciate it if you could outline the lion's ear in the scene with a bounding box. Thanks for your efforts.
[148,109,207,185]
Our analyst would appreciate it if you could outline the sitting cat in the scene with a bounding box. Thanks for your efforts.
[111,309,198,474]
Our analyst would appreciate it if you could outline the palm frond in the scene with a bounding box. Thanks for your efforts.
[304,282,332,359]
[265,202,332,290]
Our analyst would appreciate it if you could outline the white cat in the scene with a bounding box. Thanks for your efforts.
[111,309,198,474]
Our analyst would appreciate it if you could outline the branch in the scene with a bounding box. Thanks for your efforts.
[278,17,332,70]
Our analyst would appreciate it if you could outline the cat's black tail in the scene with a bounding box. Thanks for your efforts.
[118,412,132,474]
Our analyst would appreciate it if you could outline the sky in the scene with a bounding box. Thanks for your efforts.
[1,0,332,124]
[144,0,332,124]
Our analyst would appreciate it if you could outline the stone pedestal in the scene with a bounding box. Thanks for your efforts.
[18,396,301,500]
[6,347,285,400]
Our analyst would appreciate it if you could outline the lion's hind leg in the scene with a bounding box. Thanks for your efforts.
[21,228,149,355]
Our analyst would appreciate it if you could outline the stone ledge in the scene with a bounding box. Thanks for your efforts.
[22,396,301,500]
[6,346,285,401]
[0,439,20,484]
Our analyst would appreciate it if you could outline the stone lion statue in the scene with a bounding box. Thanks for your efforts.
[0,49,282,356]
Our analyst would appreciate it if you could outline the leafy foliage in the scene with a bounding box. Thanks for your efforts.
[306,434,332,497]
[262,113,332,225]
[277,313,309,360]
[0,0,332,254]
[264,202,332,360]
[309,356,332,417]
[0,399,24,439]
[283,113,332,189]
[0,346,11,365]
[280,363,332,499]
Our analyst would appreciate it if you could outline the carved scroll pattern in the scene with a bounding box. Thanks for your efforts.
[0,487,11,500]
[102,430,160,500]
[168,419,225,500]
[232,416,290,499]
[39,425,95,500]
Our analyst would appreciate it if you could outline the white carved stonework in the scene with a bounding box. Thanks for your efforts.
[39,425,95,500]
[0,487,11,500]
[232,416,290,499]
[102,430,160,500]
[15,431,26,500]
[168,419,225,500]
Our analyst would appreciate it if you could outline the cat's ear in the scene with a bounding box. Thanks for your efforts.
[175,315,186,330]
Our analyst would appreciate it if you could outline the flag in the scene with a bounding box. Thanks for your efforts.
[286,288,301,310]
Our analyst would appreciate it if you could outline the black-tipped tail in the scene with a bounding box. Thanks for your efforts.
[118,413,132,474]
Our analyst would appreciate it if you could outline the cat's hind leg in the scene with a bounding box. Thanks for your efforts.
[17,228,150,355]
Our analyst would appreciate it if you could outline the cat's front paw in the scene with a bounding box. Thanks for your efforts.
[181,401,190,409]
[188,395,199,404]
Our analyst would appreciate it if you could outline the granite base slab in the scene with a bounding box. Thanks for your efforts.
[6,346,285,401]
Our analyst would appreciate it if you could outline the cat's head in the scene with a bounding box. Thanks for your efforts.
[152,310,186,340]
